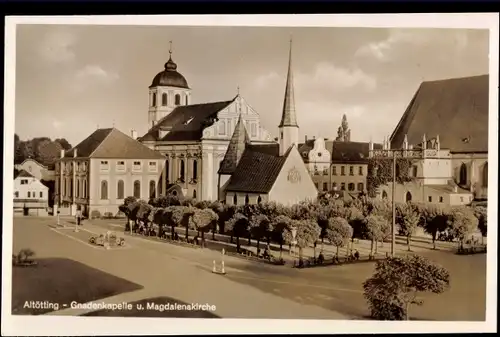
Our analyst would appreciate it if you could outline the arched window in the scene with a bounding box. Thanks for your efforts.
[348,183,355,191]
[218,121,226,135]
[257,196,262,204]
[357,183,364,191]
[483,162,488,187]
[152,93,157,107]
[172,190,178,196]
[162,93,168,106]
[185,95,189,105]
[76,179,80,198]
[133,180,141,198]
[405,191,412,203]
[175,94,181,105]
[117,180,124,199]
[245,195,250,205]
[101,180,108,200]
[382,191,388,199]
[149,180,156,198]
[459,163,467,185]
[193,189,197,199]
[180,160,185,182]
[193,160,198,180]
[233,194,238,205]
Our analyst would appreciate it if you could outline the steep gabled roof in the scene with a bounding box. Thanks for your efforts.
[65,128,164,159]
[225,145,292,194]
[279,40,298,128]
[390,75,489,152]
[218,114,250,174]
[139,98,235,142]
[15,169,35,179]
[298,139,382,164]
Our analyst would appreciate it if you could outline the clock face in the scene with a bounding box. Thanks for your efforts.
[287,167,301,184]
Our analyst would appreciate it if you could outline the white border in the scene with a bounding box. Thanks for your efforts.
[3,14,498,336]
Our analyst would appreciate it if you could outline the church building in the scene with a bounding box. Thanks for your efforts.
[139,43,274,201]
[372,75,488,205]
[217,40,317,206]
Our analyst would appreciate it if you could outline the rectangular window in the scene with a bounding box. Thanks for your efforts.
[148,161,157,172]
[439,196,443,203]
[323,182,328,191]
[14,191,19,198]
[349,166,354,176]
[332,166,337,175]
[341,183,346,190]
[341,166,345,176]
[251,123,257,137]
[27,191,31,198]
[133,161,142,171]
[21,179,28,185]
[100,160,109,171]
[218,120,226,135]
[323,168,328,175]
[39,191,43,198]
[428,196,432,202]
[358,166,363,175]
[116,161,125,171]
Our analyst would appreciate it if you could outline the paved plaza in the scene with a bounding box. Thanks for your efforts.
[10,216,487,320]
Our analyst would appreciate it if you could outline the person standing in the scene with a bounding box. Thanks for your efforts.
[76,208,82,226]
[56,210,61,226]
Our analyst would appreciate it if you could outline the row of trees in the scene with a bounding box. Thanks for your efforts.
[118,193,487,260]
[14,134,72,167]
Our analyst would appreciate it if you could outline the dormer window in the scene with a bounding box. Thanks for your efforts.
[184,117,194,125]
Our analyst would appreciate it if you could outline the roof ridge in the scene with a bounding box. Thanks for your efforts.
[88,128,115,158]
[422,74,489,84]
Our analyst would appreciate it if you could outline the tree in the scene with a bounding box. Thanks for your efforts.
[180,206,196,240]
[250,214,272,252]
[364,214,388,255]
[421,204,450,249]
[363,255,450,320]
[54,138,72,150]
[272,214,293,258]
[345,205,365,253]
[396,203,420,251]
[325,217,353,257]
[474,206,487,244]
[166,206,184,240]
[285,219,321,261]
[191,208,218,247]
[225,213,249,253]
[448,206,479,249]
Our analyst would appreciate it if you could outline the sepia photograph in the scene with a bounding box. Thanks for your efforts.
[2,13,498,335]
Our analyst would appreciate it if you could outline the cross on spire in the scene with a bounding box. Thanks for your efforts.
[169,40,173,57]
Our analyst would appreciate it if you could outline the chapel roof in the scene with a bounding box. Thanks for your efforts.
[297,140,382,164]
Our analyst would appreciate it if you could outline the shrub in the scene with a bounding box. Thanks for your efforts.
[90,210,101,219]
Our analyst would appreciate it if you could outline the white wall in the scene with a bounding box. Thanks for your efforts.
[14,176,49,201]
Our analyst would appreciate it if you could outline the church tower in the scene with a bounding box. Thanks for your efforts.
[278,39,299,156]
[148,41,192,128]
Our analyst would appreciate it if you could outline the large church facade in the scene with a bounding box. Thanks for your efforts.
[138,47,274,202]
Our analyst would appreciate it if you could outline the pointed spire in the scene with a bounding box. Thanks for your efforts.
[169,40,173,59]
[218,114,250,175]
[279,38,298,128]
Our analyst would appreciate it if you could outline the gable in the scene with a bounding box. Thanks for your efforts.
[90,129,165,159]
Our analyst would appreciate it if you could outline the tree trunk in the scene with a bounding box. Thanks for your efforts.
[257,239,260,253]
[267,236,271,250]
[299,246,303,260]
[185,224,189,240]
[279,242,283,259]
[212,222,216,240]
[236,236,240,253]
[321,237,325,251]
[313,242,317,259]
[375,240,379,254]
[407,236,412,251]
[432,233,437,250]
[171,225,175,240]
[370,239,374,255]
[336,245,339,256]
[230,234,234,244]
[247,234,251,245]
[201,231,205,248]
[406,302,411,321]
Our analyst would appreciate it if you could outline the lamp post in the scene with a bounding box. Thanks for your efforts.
[371,142,423,257]
[291,226,297,258]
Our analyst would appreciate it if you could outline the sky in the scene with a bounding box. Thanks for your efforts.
[14,24,489,146]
